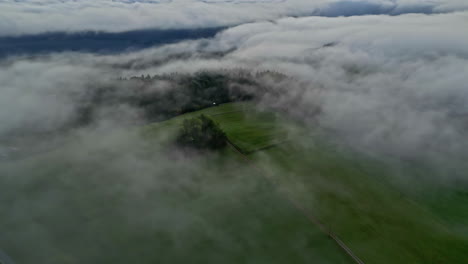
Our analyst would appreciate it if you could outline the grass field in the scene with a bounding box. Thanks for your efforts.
[147,102,468,263]
[1,102,467,263]
[0,104,353,264]
[251,142,468,263]
[144,102,288,153]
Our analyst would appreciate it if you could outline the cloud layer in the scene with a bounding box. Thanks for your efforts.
[1,0,468,36]
[2,3,468,262]
[1,10,467,175]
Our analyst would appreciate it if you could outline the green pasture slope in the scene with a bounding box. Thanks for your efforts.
[150,102,468,263]
[2,101,467,264]
[0,103,352,264]
[146,102,288,153]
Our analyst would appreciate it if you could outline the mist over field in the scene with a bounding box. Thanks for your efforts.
[1,0,468,263]
[3,10,467,170]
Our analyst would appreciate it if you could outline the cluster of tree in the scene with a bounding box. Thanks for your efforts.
[76,70,289,126]
[136,71,250,120]
[176,114,227,149]
[119,69,288,82]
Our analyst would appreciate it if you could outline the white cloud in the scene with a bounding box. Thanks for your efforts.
[113,11,468,160]
[1,0,468,36]
[209,12,468,159]
[1,10,468,165]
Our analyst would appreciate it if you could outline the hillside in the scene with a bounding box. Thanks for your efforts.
[3,3,468,264]
[0,102,350,264]
[1,102,467,263]
[146,102,468,263]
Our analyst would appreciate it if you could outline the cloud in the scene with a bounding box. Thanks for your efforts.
[1,11,468,175]
[1,0,468,36]
[1,9,468,262]
[208,12,468,160]
[114,11,468,164]
[0,107,278,263]
[3,6,468,262]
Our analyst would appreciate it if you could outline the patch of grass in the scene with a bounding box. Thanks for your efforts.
[0,113,352,264]
[144,102,288,153]
[250,136,468,264]
[4,102,468,264]
[159,103,468,263]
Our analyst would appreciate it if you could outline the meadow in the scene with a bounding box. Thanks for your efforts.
[0,103,351,264]
[153,102,468,263]
[1,102,467,263]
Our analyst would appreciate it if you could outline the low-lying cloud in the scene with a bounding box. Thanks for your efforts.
[1,7,468,263]
[1,11,467,175]
[1,0,468,36]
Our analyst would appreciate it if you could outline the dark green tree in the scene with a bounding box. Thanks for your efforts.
[176,115,227,149]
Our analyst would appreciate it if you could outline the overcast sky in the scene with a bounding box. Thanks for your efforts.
[1,0,468,35]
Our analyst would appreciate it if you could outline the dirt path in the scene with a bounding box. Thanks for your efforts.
[226,140,366,264]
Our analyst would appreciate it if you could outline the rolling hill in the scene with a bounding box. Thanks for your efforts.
[1,102,467,263]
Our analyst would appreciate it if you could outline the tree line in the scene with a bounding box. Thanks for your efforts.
[75,70,289,126]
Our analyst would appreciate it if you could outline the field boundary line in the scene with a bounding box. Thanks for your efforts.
[209,110,243,117]
[226,140,366,264]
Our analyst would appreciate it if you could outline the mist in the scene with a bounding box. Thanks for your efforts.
[4,10,466,165]
[1,3,468,264]
[0,10,467,188]
[2,0,468,36]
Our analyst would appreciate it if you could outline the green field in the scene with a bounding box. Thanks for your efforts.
[147,102,468,263]
[0,103,352,264]
[1,102,467,263]
[144,102,289,153]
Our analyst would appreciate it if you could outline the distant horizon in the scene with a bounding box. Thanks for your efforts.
[0,27,225,58]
